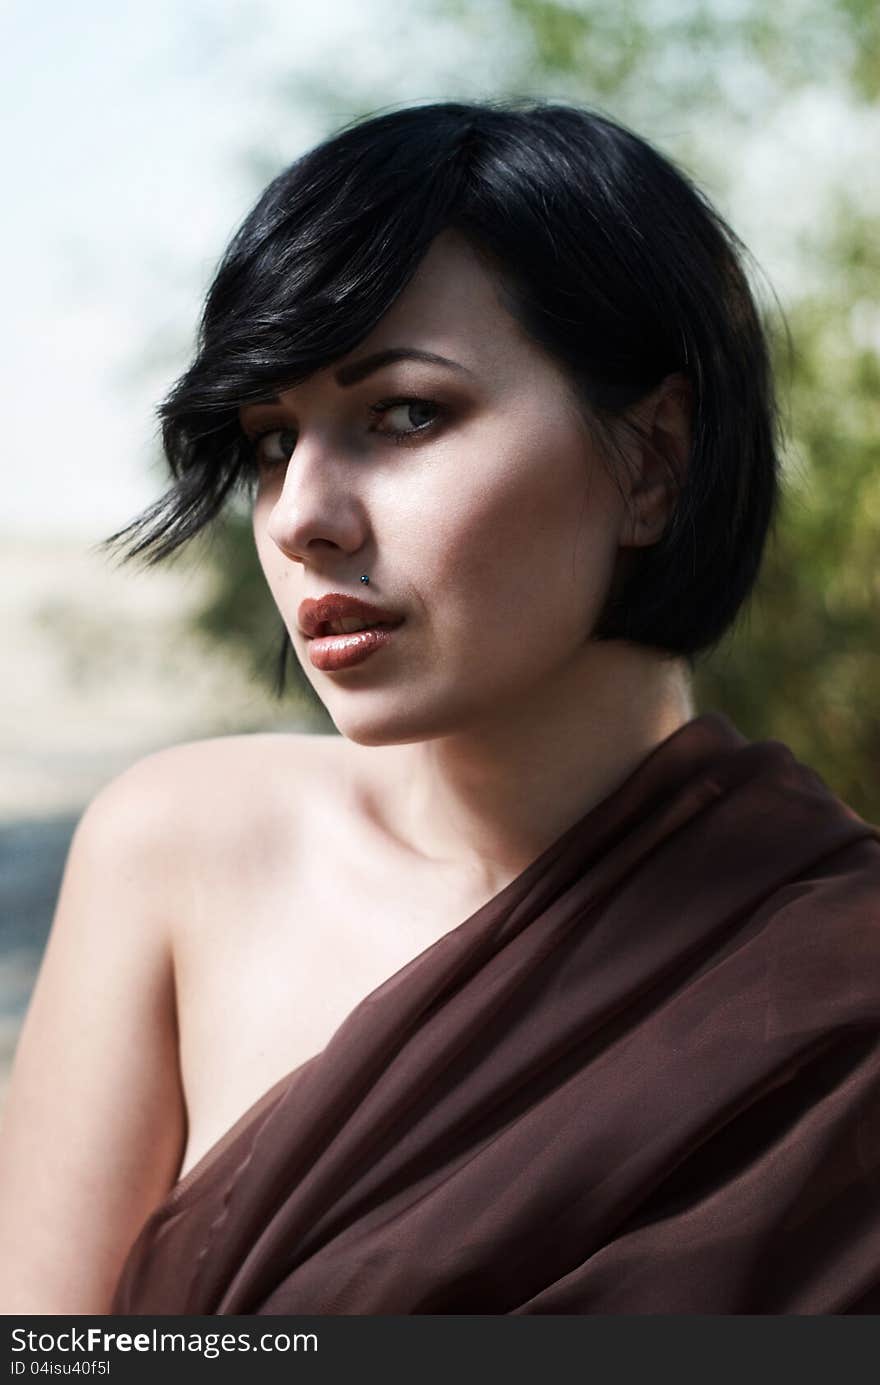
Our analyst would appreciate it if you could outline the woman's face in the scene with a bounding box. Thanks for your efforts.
[245,230,639,745]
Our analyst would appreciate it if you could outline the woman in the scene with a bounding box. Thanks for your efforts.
[1,100,878,1315]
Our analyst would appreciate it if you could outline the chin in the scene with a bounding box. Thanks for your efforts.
[324,689,481,749]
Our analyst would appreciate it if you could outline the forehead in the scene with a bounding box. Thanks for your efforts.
[239,229,576,418]
[340,230,527,372]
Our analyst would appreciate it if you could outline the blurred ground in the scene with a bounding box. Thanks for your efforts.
[0,534,318,1108]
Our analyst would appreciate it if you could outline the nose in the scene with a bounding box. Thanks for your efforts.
[263,437,367,566]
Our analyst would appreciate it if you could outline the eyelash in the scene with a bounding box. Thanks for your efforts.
[242,396,444,473]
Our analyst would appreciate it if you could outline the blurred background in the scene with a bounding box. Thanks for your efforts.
[2,0,878,1106]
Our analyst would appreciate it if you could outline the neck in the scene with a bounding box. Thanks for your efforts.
[353,642,695,896]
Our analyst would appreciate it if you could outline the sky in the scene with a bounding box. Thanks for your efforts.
[3,0,877,539]
[2,0,476,537]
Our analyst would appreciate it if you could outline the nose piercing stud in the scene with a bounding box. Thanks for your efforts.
[360,574,370,585]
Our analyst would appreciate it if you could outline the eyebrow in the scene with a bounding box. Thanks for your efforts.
[334,347,473,386]
[239,348,473,411]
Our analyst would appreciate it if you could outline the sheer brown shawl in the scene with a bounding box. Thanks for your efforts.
[111,713,880,1314]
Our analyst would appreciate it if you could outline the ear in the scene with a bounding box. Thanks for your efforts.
[618,372,692,548]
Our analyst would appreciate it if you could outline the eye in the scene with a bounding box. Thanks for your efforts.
[369,398,442,441]
[247,427,298,472]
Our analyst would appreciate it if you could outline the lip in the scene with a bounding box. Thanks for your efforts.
[297,592,405,639]
[307,624,402,672]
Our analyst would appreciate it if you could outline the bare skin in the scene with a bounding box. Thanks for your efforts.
[0,230,694,1311]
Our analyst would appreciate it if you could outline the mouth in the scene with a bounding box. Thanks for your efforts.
[297,593,405,640]
[306,619,404,673]
[312,618,402,638]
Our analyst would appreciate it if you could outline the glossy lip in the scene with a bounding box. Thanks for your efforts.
[297,592,405,639]
[307,624,400,673]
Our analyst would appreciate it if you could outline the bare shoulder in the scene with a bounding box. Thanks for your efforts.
[0,732,345,1312]
[139,727,345,800]
[85,728,344,858]
[116,730,354,943]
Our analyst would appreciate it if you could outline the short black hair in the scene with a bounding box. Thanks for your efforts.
[103,98,782,686]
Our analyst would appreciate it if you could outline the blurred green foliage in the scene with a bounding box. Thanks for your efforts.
[196,0,879,821]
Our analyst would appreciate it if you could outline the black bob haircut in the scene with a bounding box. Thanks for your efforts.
[103,98,782,692]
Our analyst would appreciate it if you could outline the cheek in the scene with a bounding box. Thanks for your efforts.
[252,520,271,581]
[414,423,622,635]
[252,506,290,598]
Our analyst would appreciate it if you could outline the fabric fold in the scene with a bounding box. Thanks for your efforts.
[111,713,880,1314]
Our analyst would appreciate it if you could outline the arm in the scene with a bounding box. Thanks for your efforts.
[0,755,188,1313]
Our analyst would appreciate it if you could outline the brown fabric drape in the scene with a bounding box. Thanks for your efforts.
[111,713,880,1314]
